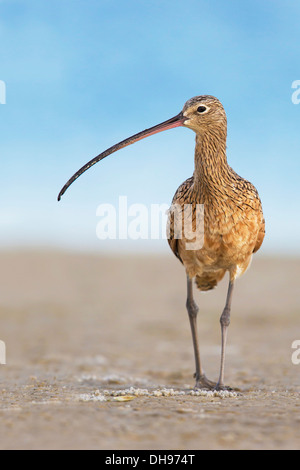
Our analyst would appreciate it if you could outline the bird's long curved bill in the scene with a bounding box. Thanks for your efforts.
[58,111,185,201]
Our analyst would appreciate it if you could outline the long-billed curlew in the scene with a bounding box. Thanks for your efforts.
[58,95,265,390]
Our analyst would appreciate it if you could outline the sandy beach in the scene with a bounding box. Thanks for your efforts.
[0,250,299,450]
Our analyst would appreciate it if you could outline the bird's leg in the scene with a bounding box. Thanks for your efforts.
[216,279,235,390]
[186,275,216,390]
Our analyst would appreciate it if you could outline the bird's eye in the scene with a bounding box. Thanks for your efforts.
[197,106,207,113]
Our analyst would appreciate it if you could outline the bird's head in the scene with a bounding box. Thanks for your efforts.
[181,95,227,135]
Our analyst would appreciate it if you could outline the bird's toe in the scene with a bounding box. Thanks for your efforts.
[194,374,218,390]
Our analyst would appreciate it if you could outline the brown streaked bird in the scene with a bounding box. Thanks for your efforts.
[58,95,265,390]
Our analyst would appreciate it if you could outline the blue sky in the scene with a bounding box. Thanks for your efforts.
[0,0,299,254]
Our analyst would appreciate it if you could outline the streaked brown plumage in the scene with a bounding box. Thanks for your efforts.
[58,94,265,390]
[169,96,264,289]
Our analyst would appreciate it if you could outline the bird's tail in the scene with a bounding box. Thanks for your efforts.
[195,270,226,291]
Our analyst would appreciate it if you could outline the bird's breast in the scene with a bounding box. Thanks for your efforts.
[173,195,262,279]
[168,174,264,281]
[204,198,261,257]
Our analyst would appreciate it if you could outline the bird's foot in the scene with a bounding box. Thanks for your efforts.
[194,373,218,391]
[213,382,233,391]
[194,374,233,391]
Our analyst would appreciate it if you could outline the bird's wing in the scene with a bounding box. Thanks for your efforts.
[230,169,265,255]
[167,177,194,264]
[253,216,265,253]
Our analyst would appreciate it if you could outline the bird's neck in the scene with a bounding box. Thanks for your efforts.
[193,130,230,191]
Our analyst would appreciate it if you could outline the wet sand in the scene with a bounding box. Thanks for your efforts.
[0,250,299,450]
